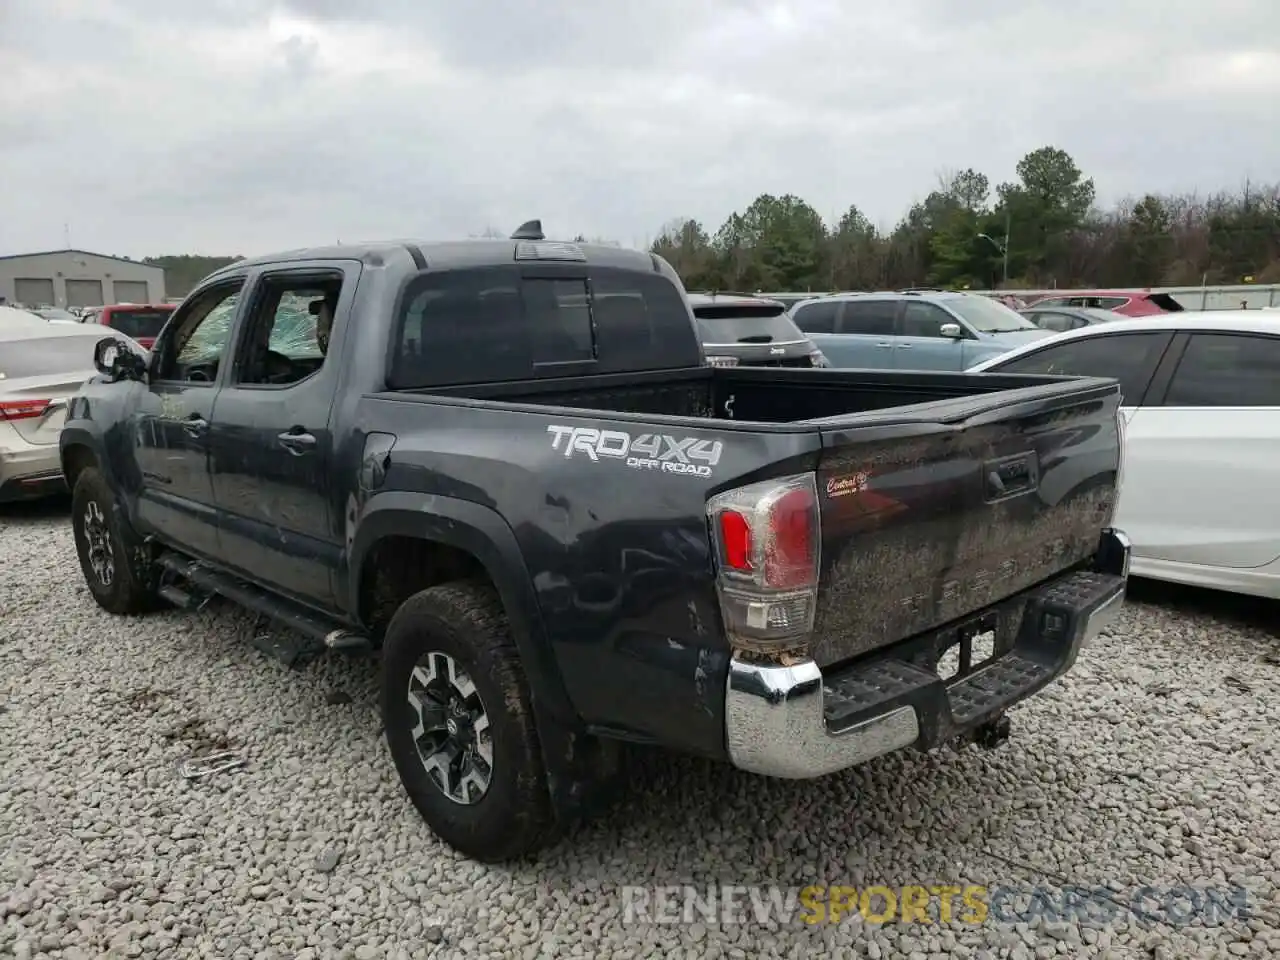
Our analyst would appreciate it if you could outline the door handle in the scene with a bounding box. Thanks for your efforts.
[898,343,912,348]
[876,342,892,348]
[278,429,317,454]
[182,414,208,437]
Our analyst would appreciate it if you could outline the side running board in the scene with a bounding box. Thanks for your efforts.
[156,552,371,667]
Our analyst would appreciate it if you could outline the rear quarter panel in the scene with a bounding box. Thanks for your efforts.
[352,394,822,758]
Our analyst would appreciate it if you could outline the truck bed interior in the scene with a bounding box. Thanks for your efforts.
[398,366,1097,426]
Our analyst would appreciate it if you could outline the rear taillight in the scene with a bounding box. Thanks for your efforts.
[706,355,739,368]
[0,399,52,421]
[707,472,820,655]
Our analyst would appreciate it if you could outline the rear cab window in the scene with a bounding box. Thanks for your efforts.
[389,265,700,388]
[103,307,174,339]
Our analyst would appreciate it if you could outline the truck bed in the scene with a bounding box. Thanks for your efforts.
[381,365,1122,675]
[401,364,1090,426]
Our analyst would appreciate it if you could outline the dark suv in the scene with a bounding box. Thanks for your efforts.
[687,293,828,368]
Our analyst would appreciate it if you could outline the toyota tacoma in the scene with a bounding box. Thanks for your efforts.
[60,223,1130,862]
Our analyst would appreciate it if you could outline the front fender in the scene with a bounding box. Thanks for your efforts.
[59,424,113,490]
[348,492,577,726]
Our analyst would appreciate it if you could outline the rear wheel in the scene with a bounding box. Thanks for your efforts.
[71,468,158,615]
[380,580,556,862]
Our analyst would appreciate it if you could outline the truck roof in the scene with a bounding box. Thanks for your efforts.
[211,239,664,278]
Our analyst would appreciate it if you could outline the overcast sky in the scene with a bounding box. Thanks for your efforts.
[2,0,1277,258]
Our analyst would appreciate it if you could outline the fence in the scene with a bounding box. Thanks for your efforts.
[751,285,1280,311]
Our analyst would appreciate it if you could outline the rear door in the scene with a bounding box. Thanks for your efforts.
[830,299,899,368]
[1117,331,1280,568]
[807,374,1125,668]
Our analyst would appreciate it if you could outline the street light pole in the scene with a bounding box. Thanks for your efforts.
[977,217,1010,287]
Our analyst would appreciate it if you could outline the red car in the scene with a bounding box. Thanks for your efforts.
[83,303,176,348]
[1024,289,1184,317]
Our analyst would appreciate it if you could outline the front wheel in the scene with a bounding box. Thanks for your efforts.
[380,580,556,862]
[71,467,158,615]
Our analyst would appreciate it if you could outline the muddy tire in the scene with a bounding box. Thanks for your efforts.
[70,467,158,615]
[381,580,556,862]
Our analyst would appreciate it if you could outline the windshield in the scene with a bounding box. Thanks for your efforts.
[107,308,173,339]
[946,296,1039,333]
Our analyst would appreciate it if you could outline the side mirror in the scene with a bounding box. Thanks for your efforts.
[940,322,963,339]
[94,337,145,382]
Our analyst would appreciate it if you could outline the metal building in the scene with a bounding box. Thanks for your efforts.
[0,249,166,309]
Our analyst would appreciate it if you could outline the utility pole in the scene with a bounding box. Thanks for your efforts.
[977,216,1010,288]
[1001,210,1010,286]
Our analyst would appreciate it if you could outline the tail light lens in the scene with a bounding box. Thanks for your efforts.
[0,399,52,421]
[706,355,739,368]
[707,472,820,655]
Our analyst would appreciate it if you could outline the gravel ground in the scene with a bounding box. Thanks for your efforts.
[2,499,1278,960]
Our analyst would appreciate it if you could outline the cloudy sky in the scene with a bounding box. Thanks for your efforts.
[2,0,1277,258]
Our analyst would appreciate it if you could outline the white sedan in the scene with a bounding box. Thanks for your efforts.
[969,311,1280,600]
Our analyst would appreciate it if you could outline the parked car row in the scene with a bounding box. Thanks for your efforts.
[10,268,1276,609]
[787,289,1053,370]
[681,289,1278,602]
[1023,289,1185,317]
[2,302,177,344]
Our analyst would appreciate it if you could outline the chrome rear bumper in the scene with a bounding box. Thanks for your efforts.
[724,528,1129,779]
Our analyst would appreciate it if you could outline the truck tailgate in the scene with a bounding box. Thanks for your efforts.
[809,377,1122,668]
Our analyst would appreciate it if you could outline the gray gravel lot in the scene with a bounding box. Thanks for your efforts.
[2,500,1278,960]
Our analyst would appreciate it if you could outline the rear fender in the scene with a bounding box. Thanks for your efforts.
[348,492,576,726]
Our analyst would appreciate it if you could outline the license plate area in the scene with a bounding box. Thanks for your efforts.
[932,611,1000,683]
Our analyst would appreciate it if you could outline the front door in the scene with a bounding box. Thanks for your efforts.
[131,278,246,560]
[892,300,970,371]
[208,264,355,610]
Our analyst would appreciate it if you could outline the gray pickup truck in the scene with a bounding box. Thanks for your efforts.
[61,227,1130,861]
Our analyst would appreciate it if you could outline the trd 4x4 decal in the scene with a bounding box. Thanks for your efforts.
[546,425,724,478]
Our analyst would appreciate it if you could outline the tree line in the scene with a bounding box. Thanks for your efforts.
[650,147,1280,292]
[146,147,1280,297]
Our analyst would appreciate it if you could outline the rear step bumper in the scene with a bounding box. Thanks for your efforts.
[724,528,1130,779]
